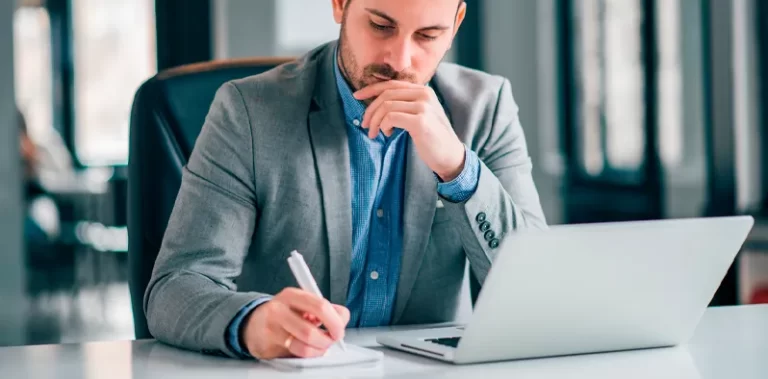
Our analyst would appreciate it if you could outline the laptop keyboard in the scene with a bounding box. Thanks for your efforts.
[425,337,461,348]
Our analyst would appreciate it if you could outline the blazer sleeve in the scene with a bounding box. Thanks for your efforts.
[143,81,268,358]
[442,78,548,285]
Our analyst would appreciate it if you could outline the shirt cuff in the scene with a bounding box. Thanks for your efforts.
[226,296,273,359]
[436,145,481,203]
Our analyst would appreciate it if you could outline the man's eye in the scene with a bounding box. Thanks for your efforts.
[370,21,392,31]
[419,33,438,41]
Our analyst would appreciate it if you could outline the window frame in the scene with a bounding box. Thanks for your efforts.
[558,0,664,223]
[758,0,768,209]
[45,0,212,168]
[560,0,662,188]
[46,0,78,167]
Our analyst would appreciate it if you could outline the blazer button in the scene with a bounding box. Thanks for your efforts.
[476,212,487,223]
[489,239,500,249]
[479,221,491,232]
[484,230,496,241]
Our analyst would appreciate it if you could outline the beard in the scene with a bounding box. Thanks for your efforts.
[337,20,420,104]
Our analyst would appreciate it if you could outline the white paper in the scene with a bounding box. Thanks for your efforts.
[264,344,384,370]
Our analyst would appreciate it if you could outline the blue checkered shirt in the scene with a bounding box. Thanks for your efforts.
[226,51,481,357]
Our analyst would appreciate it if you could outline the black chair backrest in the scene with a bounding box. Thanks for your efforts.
[127,57,293,339]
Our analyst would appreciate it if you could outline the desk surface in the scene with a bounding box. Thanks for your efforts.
[2,305,767,378]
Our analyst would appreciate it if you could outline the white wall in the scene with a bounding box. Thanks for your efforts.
[213,0,338,59]
[276,0,340,55]
[213,0,277,59]
[0,0,27,347]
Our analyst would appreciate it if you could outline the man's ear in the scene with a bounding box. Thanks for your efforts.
[453,2,467,37]
[332,0,346,24]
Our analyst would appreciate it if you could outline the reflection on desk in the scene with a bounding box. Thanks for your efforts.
[1,305,766,379]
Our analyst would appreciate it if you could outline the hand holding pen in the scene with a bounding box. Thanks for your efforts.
[241,251,350,359]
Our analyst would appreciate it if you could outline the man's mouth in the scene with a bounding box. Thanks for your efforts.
[372,73,393,81]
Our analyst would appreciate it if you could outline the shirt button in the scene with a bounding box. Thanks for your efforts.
[353,119,361,126]
[370,271,379,280]
[376,209,384,218]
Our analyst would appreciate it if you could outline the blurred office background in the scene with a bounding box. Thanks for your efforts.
[1,0,767,347]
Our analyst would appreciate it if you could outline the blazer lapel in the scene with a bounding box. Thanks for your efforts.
[392,141,438,323]
[308,42,353,306]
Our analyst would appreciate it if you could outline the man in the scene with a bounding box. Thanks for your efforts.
[145,0,547,361]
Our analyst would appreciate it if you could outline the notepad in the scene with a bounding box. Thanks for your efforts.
[263,344,384,370]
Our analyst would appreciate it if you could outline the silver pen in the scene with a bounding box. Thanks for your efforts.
[287,250,348,352]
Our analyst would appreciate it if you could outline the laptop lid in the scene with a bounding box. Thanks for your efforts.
[453,216,754,364]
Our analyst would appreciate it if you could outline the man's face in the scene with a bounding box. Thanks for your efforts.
[333,0,465,97]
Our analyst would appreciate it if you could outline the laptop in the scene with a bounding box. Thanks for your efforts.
[377,216,754,364]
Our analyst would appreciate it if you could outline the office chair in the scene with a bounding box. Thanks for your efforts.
[127,57,293,339]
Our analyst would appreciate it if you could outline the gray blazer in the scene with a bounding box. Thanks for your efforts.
[144,40,547,357]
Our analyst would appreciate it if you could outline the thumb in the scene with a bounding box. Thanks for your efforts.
[331,304,351,326]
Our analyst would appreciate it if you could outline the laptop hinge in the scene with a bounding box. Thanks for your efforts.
[401,344,446,357]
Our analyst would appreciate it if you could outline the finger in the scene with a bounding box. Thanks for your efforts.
[353,80,421,100]
[362,88,428,128]
[367,117,382,139]
[255,325,293,359]
[278,288,346,341]
[276,327,327,358]
[379,112,418,136]
[381,125,395,137]
[379,121,397,138]
[275,303,335,350]
[303,313,322,326]
[353,80,419,100]
[368,101,423,137]
[287,336,327,358]
[332,304,351,327]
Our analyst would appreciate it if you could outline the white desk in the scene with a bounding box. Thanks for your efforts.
[2,305,766,378]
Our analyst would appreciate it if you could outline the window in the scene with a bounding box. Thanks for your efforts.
[13,6,53,142]
[656,0,683,167]
[573,0,604,176]
[71,0,156,166]
[572,0,646,179]
[570,0,686,178]
[602,0,645,171]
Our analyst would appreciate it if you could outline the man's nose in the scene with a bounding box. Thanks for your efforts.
[384,37,413,73]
